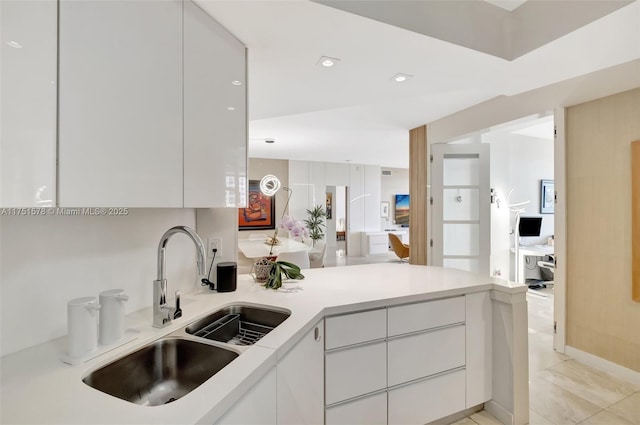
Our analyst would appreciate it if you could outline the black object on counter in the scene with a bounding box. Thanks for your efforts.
[216,262,237,292]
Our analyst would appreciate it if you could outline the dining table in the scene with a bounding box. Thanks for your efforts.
[238,236,309,259]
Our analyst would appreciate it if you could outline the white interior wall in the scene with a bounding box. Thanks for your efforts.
[289,160,381,256]
[484,132,554,281]
[0,208,235,356]
[489,137,511,279]
[380,167,410,230]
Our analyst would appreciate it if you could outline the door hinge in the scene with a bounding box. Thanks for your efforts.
[430,197,433,205]
[430,239,433,247]
[554,190,558,204]
[554,321,557,334]
[430,154,433,163]
[554,126,557,138]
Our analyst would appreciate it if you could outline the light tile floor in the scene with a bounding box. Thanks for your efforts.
[451,287,640,425]
[323,248,640,425]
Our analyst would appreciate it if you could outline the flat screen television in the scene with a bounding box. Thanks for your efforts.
[518,216,542,237]
[394,194,409,226]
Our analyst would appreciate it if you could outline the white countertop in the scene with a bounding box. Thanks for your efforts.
[1,263,525,425]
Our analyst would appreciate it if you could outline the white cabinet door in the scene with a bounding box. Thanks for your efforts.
[58,0,183,207]
[1,0,57,207]
[183,0,246,208]
[215,367,276,425]
[325,341,387,405]
[387,296,465,336]
[325,309,386,349]
[277,321,324,425]
[326,391,387,425]
[388,369,466,425]
[387,324,466,387]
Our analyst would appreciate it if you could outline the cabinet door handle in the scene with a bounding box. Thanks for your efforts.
[314,326,321,342]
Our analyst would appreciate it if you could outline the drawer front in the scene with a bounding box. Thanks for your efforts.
[370,242,389,255]
[325,309,386,349]
[369,234,388,245]
[388,296,465,336]
[388,324,465,386]
[326,341,387,405]
[326,391,387,425]
[388,369,465,425]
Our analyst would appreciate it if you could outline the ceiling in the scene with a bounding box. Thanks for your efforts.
[195,0,640,169]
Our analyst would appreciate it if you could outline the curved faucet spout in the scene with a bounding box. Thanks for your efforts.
[157,226,206,281]
[153,225,206,328]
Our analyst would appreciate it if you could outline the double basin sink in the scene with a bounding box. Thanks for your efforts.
[82,304,290,406]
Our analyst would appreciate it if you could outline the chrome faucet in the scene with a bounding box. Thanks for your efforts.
[153,226,206,328]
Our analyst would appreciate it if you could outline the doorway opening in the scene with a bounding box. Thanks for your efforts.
[326,185,348,257]
[430,111,562,350]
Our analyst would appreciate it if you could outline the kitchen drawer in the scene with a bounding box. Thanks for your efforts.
[387,296,464,336]
[325,308,386,349]
[326,391,387,425]
[388,324,465,386]
[326,341,387,405]
[370,242,390,255]
[388,369,465,425]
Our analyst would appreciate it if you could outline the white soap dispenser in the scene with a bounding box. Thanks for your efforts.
[98,289,129,345]
[67,297,100,358]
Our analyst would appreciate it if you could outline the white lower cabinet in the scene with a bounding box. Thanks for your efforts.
[325,341,387,405]
[276,321,324,424]
[326,391,387,425]
[388,369,466,425]
[323,295,488,425]
[387,324,466,387]
[215,367,276,425]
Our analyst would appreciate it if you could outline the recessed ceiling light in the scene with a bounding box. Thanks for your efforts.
[232,80,242,86]
[6,40,22,49]
[265,139,275,144]
[226,106,236,111]
[391,73,413,82]
[318,56,340,68]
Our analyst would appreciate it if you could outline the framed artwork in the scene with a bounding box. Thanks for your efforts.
[238,180,276,230]
[326,192,333,219]
[540,180,554,214]
[395,194,410,226]
[381,201,390,218]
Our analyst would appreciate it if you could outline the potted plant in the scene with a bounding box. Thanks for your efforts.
[265,260,305,290]
[251,257,305,290]
[304,205,327,246]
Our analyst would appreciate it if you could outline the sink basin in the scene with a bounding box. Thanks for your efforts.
[185,304,290,346]
[83,338,238,406]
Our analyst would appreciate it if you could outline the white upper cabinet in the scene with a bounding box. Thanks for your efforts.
[57,0,246,207]
[183,1,247,208]
[58,0,184,207]
[1,0,57,207]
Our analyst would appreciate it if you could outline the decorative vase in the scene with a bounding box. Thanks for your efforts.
[251,256,277,282]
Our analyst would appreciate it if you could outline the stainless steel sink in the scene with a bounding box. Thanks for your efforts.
[83,338,238,406]
[185,304,290,346]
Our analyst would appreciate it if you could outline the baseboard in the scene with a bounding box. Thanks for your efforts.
[565,345,640,386]
[485,400,513,425]
[427,404,483,425]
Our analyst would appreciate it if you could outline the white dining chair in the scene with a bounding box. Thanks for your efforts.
[277,250,310,270]
[308,241,327,268]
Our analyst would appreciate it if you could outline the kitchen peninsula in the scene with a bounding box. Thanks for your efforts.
[1,264,529,425]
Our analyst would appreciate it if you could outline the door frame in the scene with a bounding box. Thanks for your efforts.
[430,143,491,277]
[553,107,567,353]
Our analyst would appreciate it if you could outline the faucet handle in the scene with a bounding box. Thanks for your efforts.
[173,291,182,319]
